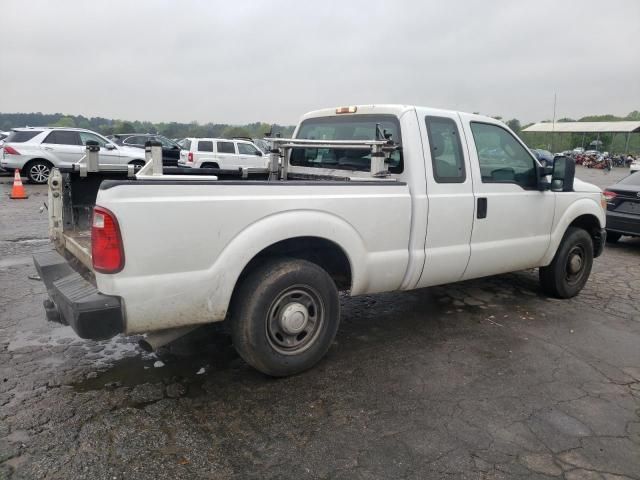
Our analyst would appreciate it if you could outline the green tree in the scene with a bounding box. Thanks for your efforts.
[506,119,521,135]
[51,116,76,128]
[222,126,251,138]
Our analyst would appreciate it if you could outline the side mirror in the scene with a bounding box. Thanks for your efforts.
[105,143,116,150]
[550,155,575,192]
[256,151,263,156]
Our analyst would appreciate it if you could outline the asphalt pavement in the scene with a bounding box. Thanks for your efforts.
[1,166,639,479]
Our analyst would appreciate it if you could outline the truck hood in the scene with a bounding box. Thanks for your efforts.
[573,177,601,193]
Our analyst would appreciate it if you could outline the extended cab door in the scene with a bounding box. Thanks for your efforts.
[40,130,84,167]
[416,110,475,287]
[460,115,555,280]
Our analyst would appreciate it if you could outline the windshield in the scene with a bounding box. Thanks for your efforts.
[290,114,403,173]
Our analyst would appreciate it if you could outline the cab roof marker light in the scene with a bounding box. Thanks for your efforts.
[336,106,357,114]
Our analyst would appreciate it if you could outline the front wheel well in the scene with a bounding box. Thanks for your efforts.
[568,214,604,257]
[236,237,352,292]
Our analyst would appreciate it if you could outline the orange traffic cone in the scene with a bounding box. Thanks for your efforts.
[10,169,28,199]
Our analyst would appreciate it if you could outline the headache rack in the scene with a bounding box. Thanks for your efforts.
[266,137,400,181]
[72,134,400,182]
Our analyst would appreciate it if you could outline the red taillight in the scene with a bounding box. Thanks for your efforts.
[603,190,617,202]
[92,206,124,274]
[4,145,20,155]
[187,152,193,162]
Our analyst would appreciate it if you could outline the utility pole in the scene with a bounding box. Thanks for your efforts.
[551,93,557,152]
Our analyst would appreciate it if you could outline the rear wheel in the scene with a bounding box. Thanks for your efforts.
[606,231,622,243]
[230,258,340,377]
[25,160,52,184]
[201,162,219,169]
[539,227,593,298]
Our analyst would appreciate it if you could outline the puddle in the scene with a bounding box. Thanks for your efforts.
[73,328,237,397]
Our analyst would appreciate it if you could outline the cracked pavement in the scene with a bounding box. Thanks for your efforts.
[1,167,639,479]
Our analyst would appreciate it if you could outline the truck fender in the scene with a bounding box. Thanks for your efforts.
[202,210,369,320]
[540,197,605,266]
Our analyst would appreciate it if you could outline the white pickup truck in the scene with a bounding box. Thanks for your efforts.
[34,105,606,376]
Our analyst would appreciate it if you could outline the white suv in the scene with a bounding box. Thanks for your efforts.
[178,138,268,169]
[1,127,147,184]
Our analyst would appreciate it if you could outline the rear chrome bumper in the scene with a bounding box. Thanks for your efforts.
[33,250,124,340]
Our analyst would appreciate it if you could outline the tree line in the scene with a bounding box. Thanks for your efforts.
[1,110,638,153]
[0,113,294,140]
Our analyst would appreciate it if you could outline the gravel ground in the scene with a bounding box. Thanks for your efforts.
[1,166,639,479]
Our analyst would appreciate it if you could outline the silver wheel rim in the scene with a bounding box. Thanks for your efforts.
[266,285,324,355]
[30,164,50,183]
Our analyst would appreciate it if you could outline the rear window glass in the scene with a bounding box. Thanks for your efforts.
[618,173,640,186]
[198,141,213,152]
[6,130,41,143]
[290,114,403,173]
[217,141,235,154]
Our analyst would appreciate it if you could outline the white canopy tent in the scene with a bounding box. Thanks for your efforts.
[522,121,640,152]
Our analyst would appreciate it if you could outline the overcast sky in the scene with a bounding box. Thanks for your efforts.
[2,0,639,125]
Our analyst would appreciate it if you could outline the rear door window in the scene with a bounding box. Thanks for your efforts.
[6,130,42,143]
[425,116,466,183]
[44,130,82,146]
[217,141,236,154]
[198,141,214,152]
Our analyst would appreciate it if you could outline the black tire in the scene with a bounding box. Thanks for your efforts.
[539,227,594,298]
[606,231,622,243]
[24,159,52,184]
[229,258,340,377]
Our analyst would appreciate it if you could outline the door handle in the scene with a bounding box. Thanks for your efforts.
[477,197,487,219]
[43,146,54,151]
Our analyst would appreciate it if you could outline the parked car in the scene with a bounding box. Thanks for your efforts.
[109,133,181,167]
[629,159,640,174]
[35,104,606,377]
[603,172,640,242]
[1,127,147,184]
[178,138,268,169]
[572,147,585,154]
[530,148,554,166]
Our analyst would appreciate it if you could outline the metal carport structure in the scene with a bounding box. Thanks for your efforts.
[522,121,640,153]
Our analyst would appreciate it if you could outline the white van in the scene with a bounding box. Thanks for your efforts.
[178,138,268,169]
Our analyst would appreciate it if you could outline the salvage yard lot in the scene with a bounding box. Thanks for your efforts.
[1,167,639,479]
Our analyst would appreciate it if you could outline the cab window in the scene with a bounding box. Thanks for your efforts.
[470,122,537,189]
[425,116,465,183]
[198,141,213,152]
[238,143,261,155]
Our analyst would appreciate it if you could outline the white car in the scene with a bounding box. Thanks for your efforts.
[37,104,606,377]
[1,127,147,183]
[630,161,640,174]
[178,137,268,169]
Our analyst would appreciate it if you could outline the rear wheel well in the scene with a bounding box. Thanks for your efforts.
[236,237,352,292]
[201,162,219,169]
[569,214,603,255]
[22,158,53,172]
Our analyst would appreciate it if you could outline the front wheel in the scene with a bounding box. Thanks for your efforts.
[539,227,593,298]
[229,258,340,377]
